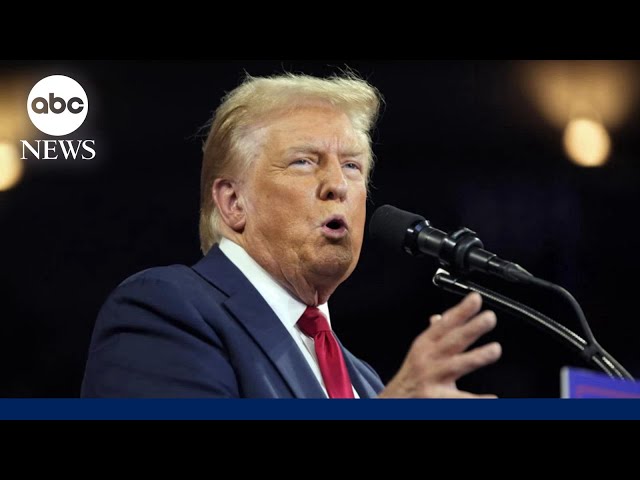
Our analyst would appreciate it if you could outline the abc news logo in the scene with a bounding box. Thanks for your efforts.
[31,93,85,114]
[21,75,96,160]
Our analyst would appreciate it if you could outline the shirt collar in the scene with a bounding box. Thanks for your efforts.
[218,237,332,329]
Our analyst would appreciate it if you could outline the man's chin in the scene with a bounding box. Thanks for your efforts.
[308,248,355,280]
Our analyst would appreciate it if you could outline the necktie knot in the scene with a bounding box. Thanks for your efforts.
[297,306,331,337]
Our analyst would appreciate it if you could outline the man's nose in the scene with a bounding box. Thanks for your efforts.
[318,159,348,201]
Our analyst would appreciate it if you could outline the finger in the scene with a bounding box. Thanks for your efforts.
[439,341,502,381]
[439,390,498,399]
[431,292,483,336]
[423,384,499,398]
[437,310,497,355]
[456,392,499,399]
[429,314,442,325]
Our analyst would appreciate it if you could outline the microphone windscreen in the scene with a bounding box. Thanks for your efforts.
[369,204,426,251]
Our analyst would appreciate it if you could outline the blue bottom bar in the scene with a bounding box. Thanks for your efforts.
[0,399,639,420]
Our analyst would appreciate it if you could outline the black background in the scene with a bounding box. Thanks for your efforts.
[1,60,638,397]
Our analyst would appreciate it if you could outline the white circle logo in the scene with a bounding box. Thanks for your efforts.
[27,75,88,136]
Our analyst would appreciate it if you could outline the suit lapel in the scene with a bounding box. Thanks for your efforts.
[338,339,380,399]
[192,246,326,398]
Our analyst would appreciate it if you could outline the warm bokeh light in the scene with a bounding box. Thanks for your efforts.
[0,142,24,191]
[520,61,639,129]
[0,76,35,141]
[563,118,611,167]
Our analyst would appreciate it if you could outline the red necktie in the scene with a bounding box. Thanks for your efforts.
[297,306,355,399]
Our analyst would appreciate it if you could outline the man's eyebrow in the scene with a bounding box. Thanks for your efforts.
[284,143,367,157]
[284,143,322,155]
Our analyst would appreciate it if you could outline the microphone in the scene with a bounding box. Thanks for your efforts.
[369,204,533,283]
[369,205,636,380]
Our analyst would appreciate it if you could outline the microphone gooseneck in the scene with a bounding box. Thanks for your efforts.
[432,269,632,380]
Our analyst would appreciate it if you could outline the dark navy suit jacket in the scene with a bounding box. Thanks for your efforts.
[81,245,384,398]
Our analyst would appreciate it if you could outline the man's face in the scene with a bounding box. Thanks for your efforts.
[241,104,368,293]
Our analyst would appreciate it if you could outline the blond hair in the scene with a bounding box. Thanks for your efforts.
[199,72,382,255]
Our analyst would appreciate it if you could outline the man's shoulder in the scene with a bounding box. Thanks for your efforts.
[112,264,188,294]
[111,261,224,304]
[119,263,196,288]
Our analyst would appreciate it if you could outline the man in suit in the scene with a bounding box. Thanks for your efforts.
[81,72,502,398]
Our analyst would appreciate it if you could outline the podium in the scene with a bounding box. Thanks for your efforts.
[561,367,640,398]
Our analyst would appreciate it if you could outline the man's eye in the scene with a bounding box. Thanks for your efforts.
[344,162,362,171]
[291,159,312,166]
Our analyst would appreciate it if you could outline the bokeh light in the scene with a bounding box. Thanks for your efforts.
[563,118,611,167]
[0,141,24,191]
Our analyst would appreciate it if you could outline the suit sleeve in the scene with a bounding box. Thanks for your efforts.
[81,275,239,398]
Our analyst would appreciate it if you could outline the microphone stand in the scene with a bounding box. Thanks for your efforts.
[432,269,634,380]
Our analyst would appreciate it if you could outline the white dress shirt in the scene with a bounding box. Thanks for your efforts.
[218,237,359,398]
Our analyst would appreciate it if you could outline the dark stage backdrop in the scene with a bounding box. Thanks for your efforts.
[1,60,638,397]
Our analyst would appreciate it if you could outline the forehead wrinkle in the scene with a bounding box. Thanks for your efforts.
[258,107,372,173]
[284,137,367,156]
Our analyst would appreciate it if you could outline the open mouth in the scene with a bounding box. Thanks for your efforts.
[326,219,345,230]
[321,216,348,238]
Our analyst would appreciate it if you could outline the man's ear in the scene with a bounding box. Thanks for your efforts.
[211,178,246,232]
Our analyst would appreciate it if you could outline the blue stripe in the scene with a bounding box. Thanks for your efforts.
[0,399,639,420]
